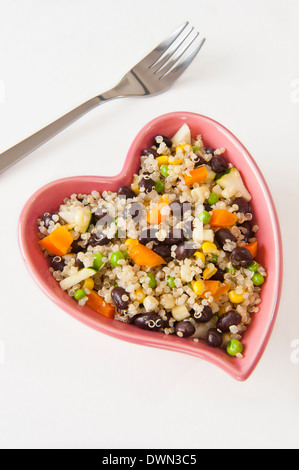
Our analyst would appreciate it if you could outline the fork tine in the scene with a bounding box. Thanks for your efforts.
[161,36,206,82]
[157,31,200,78]
[139,21,190,69]
[150,24,195,73]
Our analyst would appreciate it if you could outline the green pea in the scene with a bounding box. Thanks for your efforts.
[123,249,129,259]
[198,210,211,225]
[114,217,119,238]
[225,266,236,275]
[147,273,157,289]
[155,180,165,194]
[92,252,104,270]
[110,251,125,267]
[210,254,218,264]
[251,272,265,286]
[192,146,200,152]
[167,276,176,289]
[74,289,86,301]
[207,192,219,205]
[248,261,259,272]
[227,339,243,357]
[160,165,169,177]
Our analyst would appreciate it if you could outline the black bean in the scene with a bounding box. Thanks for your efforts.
[234,197,251,214]
[231,246,253,267]
[111,286,130,310]
[174,321,195,337]
[175,242,197,260]
[142,147,159,158]
[203,202,212,212]
[42,212,53,229]
[94,207,109,221]
[170,200,183,217]
[153,135,172,148]
[170,200,191,220]
[138,228,158,245]
[194,155,206,167]
[70,239,83,254]
[170,203,193,237]
[160,311,173,329]
[210,154,228,173]
[139,175,155,194]
[207,328,222,348]
[74,255,84,269]
[205,147,215,155]
[238,221,253,242]
[216,311,242,332]
[183,219,193,239]
[215,228,237,250]
[133,312,164,331]
[152,244,171,258]
[123,202,144,222]
[192,305,213,323]
[89,232,110,246]
[117,185,136,199]
[50,256,65,271]
[164,228,186,245]
[210,268,225,282]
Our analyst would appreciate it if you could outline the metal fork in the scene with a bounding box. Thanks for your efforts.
[0,21,205,174]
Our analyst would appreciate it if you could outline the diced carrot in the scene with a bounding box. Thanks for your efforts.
[209,209,238,227]
[213,282,230,302]
[159,194,169,205]
[200,280,220,298]
[183,166,207,186]
[85,290,115,318]
[128,243,166,267]
[38,225,73,256]
[146,195,170,224]
[244,241,258,258]
[146,204,165,224]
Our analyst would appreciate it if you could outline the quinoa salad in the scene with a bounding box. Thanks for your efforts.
[37,123,266,358]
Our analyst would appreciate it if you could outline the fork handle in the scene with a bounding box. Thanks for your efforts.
[0,89,120,175]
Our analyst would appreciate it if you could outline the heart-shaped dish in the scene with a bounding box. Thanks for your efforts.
[18,112,282,381]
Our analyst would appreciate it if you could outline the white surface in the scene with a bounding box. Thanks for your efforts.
[0,0,298,449]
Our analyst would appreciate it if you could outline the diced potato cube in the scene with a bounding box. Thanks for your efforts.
[172,305,190,321]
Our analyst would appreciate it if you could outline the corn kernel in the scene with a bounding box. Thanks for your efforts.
[219,305,228,315]
[202,242,218,255]
[194,251,205,264]
[228,289,245,304]
[125,238,139,247]
[135,288,146,303]
[168,157,183,165]
[132,184,140,195]
[203,265,218,280]
[157,155,169,166]
[83,277,94,291]
[191,280,205,296]
[175,144,191,153]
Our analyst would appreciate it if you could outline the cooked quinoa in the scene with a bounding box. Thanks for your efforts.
[37,123,267,357]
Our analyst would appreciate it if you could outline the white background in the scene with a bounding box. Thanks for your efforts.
[0,0,298,449]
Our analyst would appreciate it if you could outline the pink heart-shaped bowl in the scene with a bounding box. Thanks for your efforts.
[18,112,282,381]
